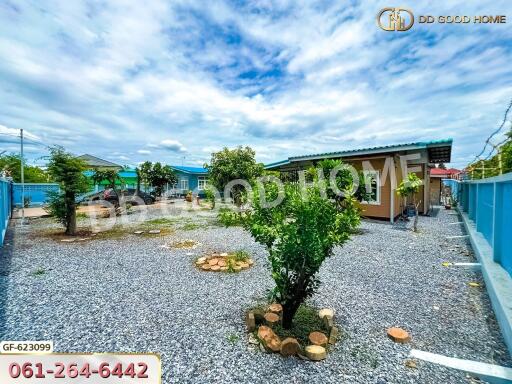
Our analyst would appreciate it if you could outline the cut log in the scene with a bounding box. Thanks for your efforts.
[309,331,328,346]
[318,308,334,320]
[257,326,281,352]
[246,312,256,332]
[305,345,326,361]
[387,327,411,343]
[280,337,300,357]
[268,303,283,314]
[264,312,280,326]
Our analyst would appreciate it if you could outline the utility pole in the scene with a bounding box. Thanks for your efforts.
[20,128,25,224]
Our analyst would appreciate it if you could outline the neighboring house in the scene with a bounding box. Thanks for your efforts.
[170,166,208,196]
[78,154,138,191]
[78,154,209,196]
[77,154,123,170]
[430,167,461,205]
[265,139,453,222]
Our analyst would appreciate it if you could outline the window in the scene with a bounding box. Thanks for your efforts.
[180,178,189,191]
[197,176,207,190]
[362,170,380,205]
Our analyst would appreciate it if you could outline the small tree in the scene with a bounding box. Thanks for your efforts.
[149,163,177,196]
[204,186,216,209]
[396,172,423,232]
[91,169,124,193]
[135,167,141,195]
[45,147,89,235]
[244,175,360,329]
[205,146,264,207]
[137,161,176,196]
[139,161,153,191]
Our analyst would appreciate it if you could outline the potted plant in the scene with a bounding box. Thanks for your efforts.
[185,190,193,202]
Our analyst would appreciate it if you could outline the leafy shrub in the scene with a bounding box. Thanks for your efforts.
[204,186,216,209]
[234,250,250,262]
[217,208,244,227]
[244,173,360,329]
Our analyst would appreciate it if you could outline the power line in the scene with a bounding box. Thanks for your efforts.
[470,97,512,165]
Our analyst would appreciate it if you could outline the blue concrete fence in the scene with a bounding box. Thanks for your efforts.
[457,172,512,355]
[458,173,512,277]
[1,178,13,246]
[12,183,59,207]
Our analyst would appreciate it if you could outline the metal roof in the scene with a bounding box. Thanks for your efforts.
[265,139,453,169]
[78,154,122,168]
[170,165,208,174]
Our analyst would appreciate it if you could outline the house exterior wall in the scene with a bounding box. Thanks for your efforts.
[346,157,394,220]
[174,171,207,196]
[271,150,434,221]
[430,177,442,205]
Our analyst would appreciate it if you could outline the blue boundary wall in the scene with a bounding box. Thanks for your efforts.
[1,177,13,246]
[457,172,512,354]
[12,183,59,207]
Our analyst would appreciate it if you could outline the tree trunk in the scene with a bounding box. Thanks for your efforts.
[413,200,421,232]
[136,168,141,195]
[65,191,76,236]
[281,301,301,329]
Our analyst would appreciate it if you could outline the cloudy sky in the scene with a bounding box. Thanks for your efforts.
[0,1,511,169]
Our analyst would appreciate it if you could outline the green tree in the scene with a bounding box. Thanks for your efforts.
[244,171,360,329]
[396,173,423,232]
[0,154,50,182]
[205,146,264,207]
[136,161,176,196]
[45,147,89,235]
[91,169,124,191]
[437,162,447,170]
[149,163,177,196]
[139,161,153,191]
[309,159,372,205]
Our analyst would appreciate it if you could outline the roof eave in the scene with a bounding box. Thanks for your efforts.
[289,143,428,162]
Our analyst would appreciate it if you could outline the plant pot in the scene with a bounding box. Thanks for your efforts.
[445,205,451,210]
[185,196,192,202]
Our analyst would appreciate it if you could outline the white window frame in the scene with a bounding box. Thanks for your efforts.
[180,178,189,191]
[361,170,381,205]
[197,176,207,191]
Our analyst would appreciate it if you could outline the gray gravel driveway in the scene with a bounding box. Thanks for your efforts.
[0,207,510,383]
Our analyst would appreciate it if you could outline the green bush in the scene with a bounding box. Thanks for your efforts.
[217,208,244,227]
[234,250,250,262]
[204,186,216,209]
[244,175,360,329]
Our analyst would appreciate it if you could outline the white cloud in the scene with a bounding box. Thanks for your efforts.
[0,1,511,169]
[160,139,187,152]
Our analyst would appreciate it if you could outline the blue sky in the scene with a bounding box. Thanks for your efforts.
[0,1,511,169]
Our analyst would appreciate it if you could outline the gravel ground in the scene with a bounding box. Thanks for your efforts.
[0,205,510,384]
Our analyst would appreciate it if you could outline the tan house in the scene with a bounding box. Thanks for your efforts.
[265,139,453,222]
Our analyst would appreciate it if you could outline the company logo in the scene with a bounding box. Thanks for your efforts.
[377,7,507,31]
[377,7,414,31]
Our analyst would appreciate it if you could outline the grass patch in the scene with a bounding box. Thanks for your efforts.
[32,267,46,277]
[351,344,379,368]
[233,250,250,262]
[141,227,174,237]
[252,304,329,346]
[217,208,244,227]
[144,218,177,226]
[182,222,200,230]
[226,333,240,345]
[172,240,197,249]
